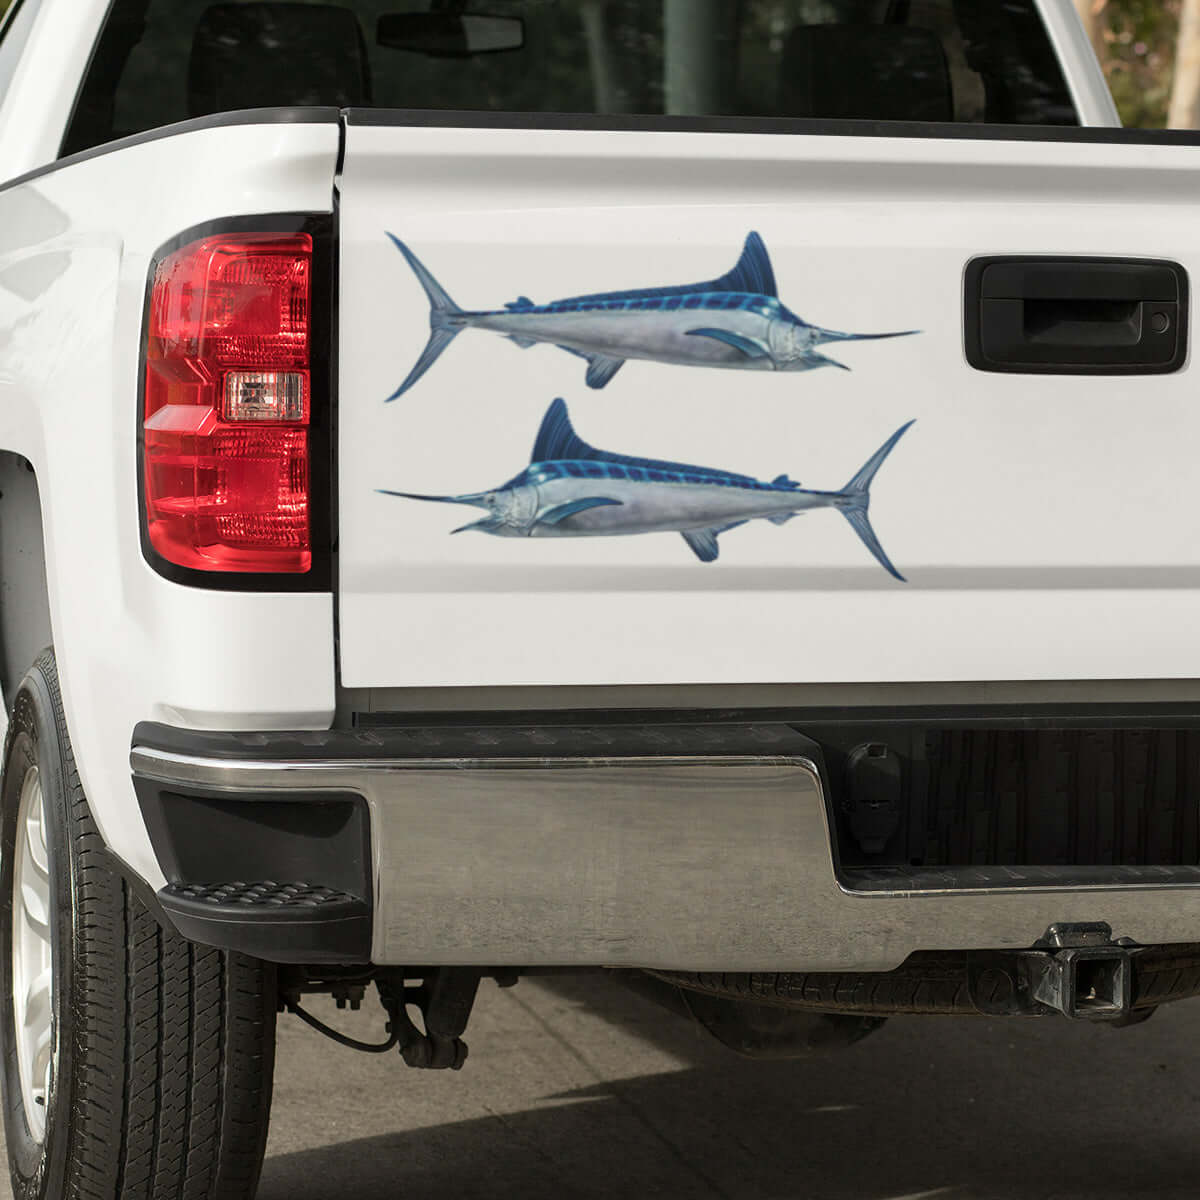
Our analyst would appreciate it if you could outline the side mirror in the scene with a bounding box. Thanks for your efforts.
[378,12,525,58]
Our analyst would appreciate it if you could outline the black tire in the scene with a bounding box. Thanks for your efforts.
[1,649,277,1200]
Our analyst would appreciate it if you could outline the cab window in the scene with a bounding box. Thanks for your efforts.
[64,0,1079,157]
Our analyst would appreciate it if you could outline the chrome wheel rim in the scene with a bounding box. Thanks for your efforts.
[13,766,53,1142]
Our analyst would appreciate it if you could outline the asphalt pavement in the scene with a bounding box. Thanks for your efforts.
[2,971,1197,1198]
[254,973,1200,1200]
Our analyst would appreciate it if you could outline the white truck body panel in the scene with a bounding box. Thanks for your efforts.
[338,123,1200,689]
[0,0,108,178]
[0,118,342,885]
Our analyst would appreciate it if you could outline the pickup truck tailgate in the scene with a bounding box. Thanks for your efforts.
[336,118,1200,690]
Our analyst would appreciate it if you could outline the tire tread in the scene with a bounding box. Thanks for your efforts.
[4,651,276,1200]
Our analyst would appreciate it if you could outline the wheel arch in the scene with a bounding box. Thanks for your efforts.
[0,452,51,714]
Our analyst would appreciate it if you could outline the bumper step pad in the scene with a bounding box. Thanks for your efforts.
[160,881,370,964]
[165,880,362,910]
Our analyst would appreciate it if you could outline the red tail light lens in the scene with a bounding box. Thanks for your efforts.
[143,232,313,574]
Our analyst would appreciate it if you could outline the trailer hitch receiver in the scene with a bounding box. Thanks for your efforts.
[1030,923,1136,1021]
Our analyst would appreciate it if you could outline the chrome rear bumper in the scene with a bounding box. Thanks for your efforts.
[130,726,1200,971]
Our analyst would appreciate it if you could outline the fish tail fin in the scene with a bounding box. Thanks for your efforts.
[840,507,905,582]
[386,234,466,400]
[836,420,915,582]
[388,234,463,322]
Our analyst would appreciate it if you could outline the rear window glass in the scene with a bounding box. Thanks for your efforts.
[64,0,1078,156]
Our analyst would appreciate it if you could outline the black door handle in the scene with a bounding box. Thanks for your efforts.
[965,257,1188,374]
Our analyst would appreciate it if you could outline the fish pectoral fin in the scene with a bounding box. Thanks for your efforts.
[537,497,623,526]
[584,354,626,389]
[681,529,721,563]
[685,328,772,359]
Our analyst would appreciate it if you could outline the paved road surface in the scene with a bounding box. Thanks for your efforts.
[6,973,1200,1198]
[258,974,1200,1200]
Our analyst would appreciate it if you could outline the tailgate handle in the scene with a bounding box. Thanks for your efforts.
[965,257,1188,375]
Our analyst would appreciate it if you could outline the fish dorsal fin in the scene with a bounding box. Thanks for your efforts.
[529,399,759,486]
[506,296,535,310]
[772,473,801,488]
[553,231,777,305]
[531,399,603,464]
[711,232,777,298]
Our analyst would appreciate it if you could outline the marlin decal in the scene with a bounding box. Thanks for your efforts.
[379,399,914,580]
[386,233,919,399]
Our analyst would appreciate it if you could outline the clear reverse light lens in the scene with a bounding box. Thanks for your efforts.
[224,371,307,422]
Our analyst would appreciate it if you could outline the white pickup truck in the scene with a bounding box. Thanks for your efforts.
[3,0,1200,1195]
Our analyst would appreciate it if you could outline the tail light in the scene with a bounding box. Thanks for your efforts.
[142,231,314,574]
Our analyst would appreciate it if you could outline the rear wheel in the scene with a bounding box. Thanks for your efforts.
[1,650,277,1200]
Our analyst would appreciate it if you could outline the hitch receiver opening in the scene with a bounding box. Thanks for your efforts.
[1032,946,1134,1021]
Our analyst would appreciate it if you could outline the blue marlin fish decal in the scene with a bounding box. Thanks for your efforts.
[386,233,919,399]
[379,399,915,580]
